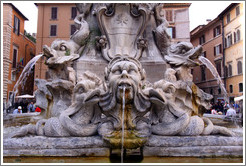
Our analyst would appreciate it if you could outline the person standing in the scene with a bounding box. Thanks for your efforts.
[27,101,35,112]
[226,105,237,116]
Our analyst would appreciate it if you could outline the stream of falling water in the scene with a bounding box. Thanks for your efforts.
[7,54,43,108]
[198,56,229,103]
[121,86,126,163]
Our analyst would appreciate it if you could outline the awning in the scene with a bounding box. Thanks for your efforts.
[234,96,243,101]
[15,94,34,99]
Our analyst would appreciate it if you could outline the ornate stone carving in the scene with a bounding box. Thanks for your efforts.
[165,42,202,67]
[94,3,151,61]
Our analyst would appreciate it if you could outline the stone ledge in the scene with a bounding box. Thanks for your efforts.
[3,136,107,149]
[143,146,243,157]
[4,148,110,157]
[147,135,243,147]
[3,135,243,157]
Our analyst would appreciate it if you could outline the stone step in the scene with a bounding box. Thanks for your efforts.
[146,135,243,147]
[4,148,110,157]
[3,136,107,149]
[143,146,243,157]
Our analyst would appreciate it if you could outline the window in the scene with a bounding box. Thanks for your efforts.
[234,29,241,43]
[167,27,176,38]
[12,47,18,68]
[218,88,221,94]
[239,83,243,92]
[229,85,233,93]
[226,13,230,23]
[11,71,16,81]
[224,37,227,48]
[199,35,205,45]
[237,60,242,74]
[165,10,173,22]
[216,61,221,76]
[226,34,232,47]
[70,24,76,35]
[50,25,57,36]
[236,6,240,16]
[8,91,15,105]
[225,66,228,77]
[213,25,221,37]
[13,15,20,35]
[45,71,50,80]
[71,7,77,19]
[214,44,222,56]
[201,65,206,81]
[51,7,57,20]
[237,30,241,42]
[210,88,213,95]
[228,63,232,77]
[191,69,193,75]
[201,51,206,57]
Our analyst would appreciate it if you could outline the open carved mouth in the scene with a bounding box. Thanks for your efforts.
[118,82,132,90]
[84,89,101,103]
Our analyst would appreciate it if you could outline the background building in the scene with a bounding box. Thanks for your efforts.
[163,3,191,43]
[3,3,36,107]
[34,3,78,81]
[219,3,243,103]
[190,17,224,103]
[191,3,244,104]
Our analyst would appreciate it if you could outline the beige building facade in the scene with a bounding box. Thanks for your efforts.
[163,3,191,43]
[219,3,244,103]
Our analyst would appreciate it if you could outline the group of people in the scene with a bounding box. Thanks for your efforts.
[210,100,240,116]
[12,101,41,114]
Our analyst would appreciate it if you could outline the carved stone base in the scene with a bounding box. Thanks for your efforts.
[76,57,168,83]
[3,135,243,157]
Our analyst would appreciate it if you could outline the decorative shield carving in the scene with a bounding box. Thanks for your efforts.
[95,3,151,61]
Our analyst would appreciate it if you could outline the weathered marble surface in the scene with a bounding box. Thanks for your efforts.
[3,135,243,157]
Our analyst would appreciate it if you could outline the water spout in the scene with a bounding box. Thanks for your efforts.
[7,54,43,108]
[121,86,126,163]
[198,56,228,103]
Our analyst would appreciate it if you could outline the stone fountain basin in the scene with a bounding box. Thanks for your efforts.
[3,135,243,157]
[3,112,41,128]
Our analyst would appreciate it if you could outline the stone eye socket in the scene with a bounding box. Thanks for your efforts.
[60,45,67,51]
[112,69,121,75]
[77,87,85,94]
[128,69,136,74]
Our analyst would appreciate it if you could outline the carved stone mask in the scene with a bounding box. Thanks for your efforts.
[105,56,146,104]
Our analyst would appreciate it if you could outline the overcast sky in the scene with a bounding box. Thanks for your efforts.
[10,1,234,34]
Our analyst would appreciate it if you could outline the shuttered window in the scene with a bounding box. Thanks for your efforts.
[71,7,77,19]
[50,25,57,36]
[166,10,173,22]
[51,7,57,20]
[12,48,18,68]
[213,25,221,37]
[70,24,76,35]
[13,15,20,35]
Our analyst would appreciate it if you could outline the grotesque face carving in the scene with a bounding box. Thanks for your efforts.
[72,80,96,104]
[105,57,145,104]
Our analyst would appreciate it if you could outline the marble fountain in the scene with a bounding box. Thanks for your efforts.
[3,3,243,163]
